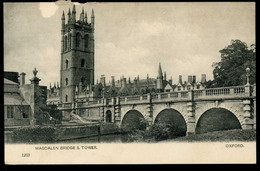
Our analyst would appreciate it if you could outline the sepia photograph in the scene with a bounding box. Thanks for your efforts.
[4,1,256,164]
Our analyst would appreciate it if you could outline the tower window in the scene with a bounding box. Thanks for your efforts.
[65,60,69,69]
[81,59,85,67]
[65,95,68,102]
[76,33,81,48]
[65,78,68,86]
[68,33,71,49]
[64,36,67,51]
[84,35,89,49]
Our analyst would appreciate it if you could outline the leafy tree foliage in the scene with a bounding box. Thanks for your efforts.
[211,40,255,87]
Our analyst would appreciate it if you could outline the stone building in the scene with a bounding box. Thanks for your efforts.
[4,68,50,127]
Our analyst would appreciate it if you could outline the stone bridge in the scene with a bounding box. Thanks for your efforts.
[58,84,256,135]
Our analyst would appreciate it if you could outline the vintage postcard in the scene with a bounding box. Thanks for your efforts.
[4,1,256,164]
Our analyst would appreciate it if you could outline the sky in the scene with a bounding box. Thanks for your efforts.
[4,2,255,87]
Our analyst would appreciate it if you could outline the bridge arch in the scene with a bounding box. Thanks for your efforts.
[154,108,187,137]
[120,109,146,131]
[195,107,242,134]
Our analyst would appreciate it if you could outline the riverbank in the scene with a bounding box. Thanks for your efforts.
[5,123,120,143]
[161,129,256,142]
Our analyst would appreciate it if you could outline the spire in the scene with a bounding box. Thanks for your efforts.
[72,4,76,13]
[80,7,84,21]
[84,11,88,23]
[62,11,65,20]
[158,63,163,78]
[128,77,131,84]
[164,71,167,81]
[72,5,76,24]
[57,81,59,88]
[91,9,94,28]
[91,9,95,18]
[68,8,71,24]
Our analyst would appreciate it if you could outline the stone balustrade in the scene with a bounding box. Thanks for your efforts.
[59,85,256,110]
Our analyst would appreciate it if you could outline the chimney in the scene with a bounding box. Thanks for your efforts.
[193,75,196,83]
[134,78,137,89]
[188,75,192,83]
[122,78,127,87]
[201,74,206,83]
[20,72,26,85]
[178,75,183,84]
[169,76,173,85]
[100,75,106,87]
[111,76,115,87]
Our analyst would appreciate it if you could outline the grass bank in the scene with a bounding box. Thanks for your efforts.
[163,129,256,142]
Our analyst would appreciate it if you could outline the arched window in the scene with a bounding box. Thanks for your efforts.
[76,32,81,48]
[81,59,85,67]
[81,77,85,84]
[84,35,89,49]
[68,33,71,49]
[64,36,67,51]
[65,78,68,86]
[65,60,69,69]
[65,95,68,102]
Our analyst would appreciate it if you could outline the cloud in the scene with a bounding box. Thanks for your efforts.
[38,3,59,18]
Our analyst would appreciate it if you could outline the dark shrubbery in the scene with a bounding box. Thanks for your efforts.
[12,126,57,143]
[125,122,181,142]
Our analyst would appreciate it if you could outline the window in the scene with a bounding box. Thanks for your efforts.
[22,106,29,118]
[178,86,181,91]
[166,89,170,92]
[76,33,81,48]
[197,85,200,89]
[84,35,89,49]
[187,85,191,90]
[7,106,14,118]
[65,60,69,69]
[65,95,68,102]
[64,36,67,51]
[81,59,85,67]
[68,33,71,49]
[65,78,68,86]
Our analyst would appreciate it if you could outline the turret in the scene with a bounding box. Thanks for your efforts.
[67,8,71,24]
[80,7,84,22]
[84,11,88,23]
[91,9,95,28]
[71,5,76,24]
[61,11,65,33]
[157,63,163,91]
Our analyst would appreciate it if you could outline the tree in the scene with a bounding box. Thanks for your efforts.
[212,40,255,87]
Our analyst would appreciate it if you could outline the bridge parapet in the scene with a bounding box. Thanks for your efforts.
[193,85,251,100]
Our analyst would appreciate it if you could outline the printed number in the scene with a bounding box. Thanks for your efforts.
[22,153,30,157]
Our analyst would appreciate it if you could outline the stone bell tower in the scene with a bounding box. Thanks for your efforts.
[60,5,95,103]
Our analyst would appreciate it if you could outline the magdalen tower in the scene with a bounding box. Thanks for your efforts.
[60,5,95,103]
